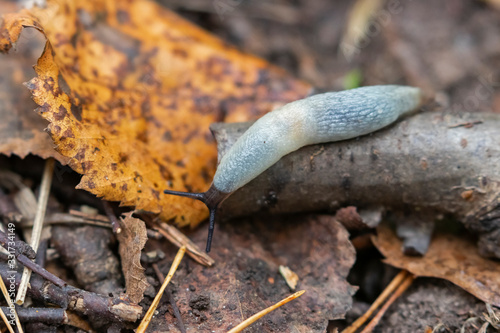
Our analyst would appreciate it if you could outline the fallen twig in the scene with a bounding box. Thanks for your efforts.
[22,212,112,229]
[0,307,66,324]
[0,262,142,324]
[102,201,122,233]
[0,230,65,287]
[155,222,214,266]
[68,209,110,222]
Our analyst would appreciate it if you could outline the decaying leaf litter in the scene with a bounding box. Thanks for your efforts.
[4,0,310,228]
[0,2,495,330]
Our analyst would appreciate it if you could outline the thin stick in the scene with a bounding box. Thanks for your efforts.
[156,222,214,267]
[0,270,23,333]
[227,290,306,333]
[152,263,186,333]
[23,213,112,229]
[102,201,122,233]
[342,270,409,333]
[136,246,186,333]
[68,210,110,222]
[16,158,54,305]
[15,252,66,287]
[0,230,66,287]
[359,274,415,333]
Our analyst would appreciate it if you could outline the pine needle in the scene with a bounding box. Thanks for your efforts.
[136,245,186,333]
[0,307,15,333]
[227,290,306,333]
[342,270,409,333]
[360,273,414,333]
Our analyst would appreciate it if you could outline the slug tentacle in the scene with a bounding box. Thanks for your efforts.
[163,185,230,252]
[164,85,424,252]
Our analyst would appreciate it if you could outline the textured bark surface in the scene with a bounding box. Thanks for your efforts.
[212,112,500,253]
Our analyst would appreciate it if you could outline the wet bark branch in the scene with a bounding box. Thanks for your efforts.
[0,262,142,325]
[0,230,66,287]
[212,112,500,257]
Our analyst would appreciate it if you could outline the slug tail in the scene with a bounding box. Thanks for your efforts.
[163,185,231,253]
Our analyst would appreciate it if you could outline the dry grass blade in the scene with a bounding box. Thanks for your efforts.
[0,307,15,333]
[484,303,500,329]
[136,245,186,333]
[342,270,409,333]
[0,273,23,333]
[227,290,306,333]
[157,222,214,266]
[478,322,489,333]
[16,158,54,305]
[359,273,415,333]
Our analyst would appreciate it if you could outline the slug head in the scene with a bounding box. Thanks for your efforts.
[163,185,230,252]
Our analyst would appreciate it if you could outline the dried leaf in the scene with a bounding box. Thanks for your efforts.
[0,10,41,53]
[0,8,67,163]
[2,0,310,227]
[117,212,149,304]
[279,265,299,291]
[372,225,500,307]
[156,215,357,333]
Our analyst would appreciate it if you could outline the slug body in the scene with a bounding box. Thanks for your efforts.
[164,85,423,252]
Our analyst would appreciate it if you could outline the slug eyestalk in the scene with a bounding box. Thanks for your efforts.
[163,185,230,252]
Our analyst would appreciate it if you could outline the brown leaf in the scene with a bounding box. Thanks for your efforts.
[0,10,41,52]
[156,215,357,332]
[372,224,500,307]
[2,0,311,227]
[0,7,67,163]
[117,212,149,304]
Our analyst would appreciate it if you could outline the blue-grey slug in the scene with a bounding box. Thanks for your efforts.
[164,85,423,252]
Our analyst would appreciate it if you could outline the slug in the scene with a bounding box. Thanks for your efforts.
[164,85,423,252]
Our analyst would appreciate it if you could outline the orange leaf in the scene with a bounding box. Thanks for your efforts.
[13,0,310,227]
[0,10,41,53]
